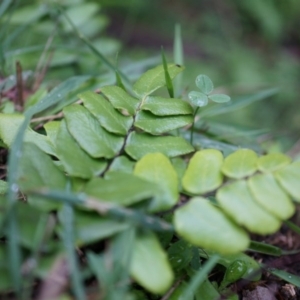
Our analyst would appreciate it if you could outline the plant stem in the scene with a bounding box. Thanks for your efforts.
[190,107,199,145]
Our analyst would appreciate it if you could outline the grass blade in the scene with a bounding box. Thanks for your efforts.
[29,189,174,232]
[284,220,300,235]
[199,88,279,118]
[57,4,131,88]
[179,254,219,298]
[248,241,282,256]
[5,76,89,295]
[61,203,85,300]
[173,23,184,97]
[161,46,174,98]
[0,0,12,18]
[266,268,300,287]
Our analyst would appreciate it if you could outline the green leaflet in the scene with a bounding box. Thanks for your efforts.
[44,121,60,145]
[174,197,249,254]
[220,260,247,289]
[141,96,193,116]
[133,64,184,97]
[188,91,208,107]
[7,113,34,147]
[195,75,214,94]
[208,94,231,103]
[80,91,133,135]
[125,132,194,160]
[84,171,157,206]
[222,149,258,179]
[135,111,193,135]
[257,153,291,172]
[108,156,135,174]
[17,143,67,211]
[167,240,193,271]
[101,85,139,116]
[217,180,281,234]
[73,210,129,246]
[55,120,107,179]
[0,113,55,156]
[130,231,174,294]
[275,163,300,202]
[248,173,294,220]
[64,105,123,158]
[182,150,223,194]
[18,143,66,192]
[134,153,179,212]
[199,250,261,281]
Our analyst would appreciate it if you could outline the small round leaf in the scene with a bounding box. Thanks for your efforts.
[195,74,214,94]
[188,91,208,107]
[209,94,231,103]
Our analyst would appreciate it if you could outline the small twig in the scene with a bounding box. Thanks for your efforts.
[16,61,24,111]
[33,27,57,91]
[31,112,64,124]
[286,138,300,158]
[31,112,64,130]
[160,277,185,300]
[33,50,55,92]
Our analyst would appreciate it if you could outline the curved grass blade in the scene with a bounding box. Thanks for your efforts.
[60,183,85,300]
[266,268,300,287]
[200,88,279,118]
[6,76,89,294]
[284,220,300,235]
[161,47,174,98]
[0,0,12,18]
[57,4,131,88]
[29,189,174,233]
[179,254,219,299]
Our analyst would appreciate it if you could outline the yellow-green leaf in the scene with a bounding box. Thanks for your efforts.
[101,85,139,116]
[248,173,295,220]
[64,105,123,158]
[0,113,56,156]
[55,120,107,178]
[18,142,66,192]
[275,163,300,202]
[130,231,174,294]
[125,132,194,160]
[257,153,291,172]
[182,149,223,194]
[222,149,258,179]
[217,180,281,234]
[141,96,193,116]
[134,153,179,212]
[80,91,133,135]
[174,197,249,254]
[133,64,184,98]
[84,171,157,206]
[135,111,193,135]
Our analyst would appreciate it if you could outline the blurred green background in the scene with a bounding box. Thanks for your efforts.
[1,0,300,151]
